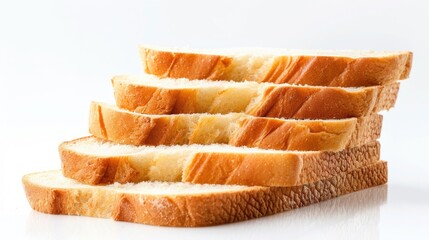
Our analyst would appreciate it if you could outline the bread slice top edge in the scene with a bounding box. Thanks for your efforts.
[112,74,394,91]
[139,45,411,58]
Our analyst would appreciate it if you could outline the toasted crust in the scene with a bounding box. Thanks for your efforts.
[140,46,412,87]
[112,76,399,119]
[59,136,380,186]
[90,102,382,151]
[23,162,387,227]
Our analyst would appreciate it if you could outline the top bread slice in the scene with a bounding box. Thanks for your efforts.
[113,74,399,119]
[140,46,412,87]
[23,161,387,227]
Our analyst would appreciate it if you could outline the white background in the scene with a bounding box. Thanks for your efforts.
[1,0,428,239]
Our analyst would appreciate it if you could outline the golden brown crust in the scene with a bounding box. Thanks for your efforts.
[60,147,141,185]
[232,114,382,150]
[23,179,117,217]
[142,48,233,80]
[297,142,380,185]
[348,114,382,148]
[90,102,382,151]
[113,76,399,119]
[23,183,65,214]
[59,137,380,186]
[246,85,377,119]
[90,102,195,146]
[23,162,387,227]
[140,47,412,87]
[182,152,302,186]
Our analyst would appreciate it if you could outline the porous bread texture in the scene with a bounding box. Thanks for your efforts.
[112,75,399,119]
[59,136,380,187]
[90,102,382,151]
[23,161,388,227]
[140,46,412,87]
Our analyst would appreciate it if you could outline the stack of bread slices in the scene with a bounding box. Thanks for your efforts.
[23,47,412,227]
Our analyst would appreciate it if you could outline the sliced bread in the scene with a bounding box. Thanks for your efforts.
[112,75,399,119]
[23,161,387,227]
[90,102,382,151]
[140,46,412,87]
[60,137,380,186]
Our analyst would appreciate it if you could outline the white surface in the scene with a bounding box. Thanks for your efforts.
[1,0,428,239]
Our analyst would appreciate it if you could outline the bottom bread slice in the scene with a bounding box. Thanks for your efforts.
[23,161,387,227]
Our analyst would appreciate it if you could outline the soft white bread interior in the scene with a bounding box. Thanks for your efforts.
[23,161,388,227]
[140,46,412,87]
[112,74,399,119]
[60,136,380,187]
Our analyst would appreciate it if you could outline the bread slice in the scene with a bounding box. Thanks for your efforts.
[60,136,380,186]
[90,102,382,151]
[23,161,387,227]
[112,75,399,119]
[139,46,412,87]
